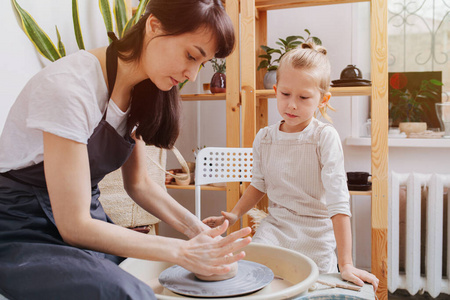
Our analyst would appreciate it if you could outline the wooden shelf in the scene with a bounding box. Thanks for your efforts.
[255,86,371,98]
[349,190,372,196]
[180,93,226,101]
[346,137,450,148]
[166,184,226,191]
[167,184,369,194]
[255,0,368,11]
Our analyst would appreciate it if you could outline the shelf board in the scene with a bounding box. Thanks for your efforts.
[346,137,450,148]
[166,184,226,191]
[167,183,370,195]
[180,93,226,101]
[256,86,371,98]
[349,190,372,196]
[256,0,368,10]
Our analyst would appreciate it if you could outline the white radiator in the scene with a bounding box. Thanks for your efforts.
[389,172,450,298]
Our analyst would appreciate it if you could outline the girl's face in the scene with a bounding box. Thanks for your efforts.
[142,16,217,91]
[275,65,329,133]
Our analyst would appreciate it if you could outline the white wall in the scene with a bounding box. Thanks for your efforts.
[1,0,111,128]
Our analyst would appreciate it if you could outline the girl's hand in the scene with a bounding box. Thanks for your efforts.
[339,264,379,292]
[202,211,238,228]
[178,220,251,276]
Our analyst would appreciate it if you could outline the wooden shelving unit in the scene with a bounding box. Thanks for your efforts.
[238,0,388,299]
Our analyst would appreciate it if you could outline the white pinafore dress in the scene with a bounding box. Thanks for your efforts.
[252,121,338,273]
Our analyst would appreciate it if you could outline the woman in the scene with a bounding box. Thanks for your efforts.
[0,0,251,299]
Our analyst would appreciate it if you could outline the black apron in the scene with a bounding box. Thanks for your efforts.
[0,43,156,300]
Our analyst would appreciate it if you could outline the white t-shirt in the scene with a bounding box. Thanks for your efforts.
[0,50,129,172]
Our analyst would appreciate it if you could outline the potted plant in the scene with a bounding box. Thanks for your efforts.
[12,0,150,62]
[257,29,322,89]
[389,73,443,135]
[210,58,226,93]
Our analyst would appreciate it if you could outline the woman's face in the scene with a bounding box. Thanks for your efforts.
[142,16,217,91]
[275,65,325,133]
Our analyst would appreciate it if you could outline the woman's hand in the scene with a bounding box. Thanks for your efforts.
[178,220,251,276]
[339,263,379,292]
[203,211,239,228]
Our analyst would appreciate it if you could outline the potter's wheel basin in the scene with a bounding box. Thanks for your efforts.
[119,243,319,299]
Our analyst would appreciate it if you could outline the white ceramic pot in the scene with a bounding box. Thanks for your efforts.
[398,122,427,135]
[119,243,318,299]
[263,70,277,89]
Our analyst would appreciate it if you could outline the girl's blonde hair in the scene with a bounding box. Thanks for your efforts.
[276,42,335,122]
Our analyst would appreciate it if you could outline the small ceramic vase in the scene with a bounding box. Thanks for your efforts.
[210,72,226,93]
[263,70,277,89]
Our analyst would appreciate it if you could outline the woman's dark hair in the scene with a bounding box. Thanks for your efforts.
[114,0,235,149]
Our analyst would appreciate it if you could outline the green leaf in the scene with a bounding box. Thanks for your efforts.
[260,45,272,53]
[286,36,298,43]
[114,0,128,38]
[55,26,66,57]
[122,15,136,35]
[312,37,322,45]
[304,29,311,35]
[178,79,189,90]
[12,0,61,61]
[134,0,150,24]
[257,60,269,70]
[430,79,443,86]
[99,0,113,43]
[72,0,85,50]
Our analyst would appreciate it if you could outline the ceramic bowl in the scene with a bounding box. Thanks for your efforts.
[347,172,371,185]
[339,65,363,80]
[119,242,319,299]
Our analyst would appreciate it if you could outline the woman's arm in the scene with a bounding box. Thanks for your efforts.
[43,132,251,276]
[121,136,209,238]
[331,214,379,291]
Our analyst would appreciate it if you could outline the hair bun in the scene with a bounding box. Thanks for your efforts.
[301,42,327,55]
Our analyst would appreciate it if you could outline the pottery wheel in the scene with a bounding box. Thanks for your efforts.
[158,260,274,298]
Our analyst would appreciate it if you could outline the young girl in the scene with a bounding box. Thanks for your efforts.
[203,42,379,290]
[0,1,251,299]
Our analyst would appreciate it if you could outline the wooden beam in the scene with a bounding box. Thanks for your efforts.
[370,0,389,299]
[226,0,241,234]
[256,0,368,11]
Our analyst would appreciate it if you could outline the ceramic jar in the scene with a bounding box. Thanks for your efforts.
[263,70,277,89]
[210,72,226,93]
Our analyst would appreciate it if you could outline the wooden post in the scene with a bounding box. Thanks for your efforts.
[370,0,389,299]
[225,0,242,234]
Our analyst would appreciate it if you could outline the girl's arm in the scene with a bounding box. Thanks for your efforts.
[331,214,379,291]
[121,136,209,238]
[44,132,251,276]
[203,185,265,228]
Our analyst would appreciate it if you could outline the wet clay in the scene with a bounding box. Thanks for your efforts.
[194,262,238,281]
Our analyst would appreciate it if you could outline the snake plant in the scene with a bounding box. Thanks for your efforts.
[12,0,150,62]
[13,0,195,91]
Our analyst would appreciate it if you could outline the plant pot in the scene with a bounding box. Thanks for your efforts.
[263,70,277,89]
[210,72,226,93]
[398,122,427,135]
